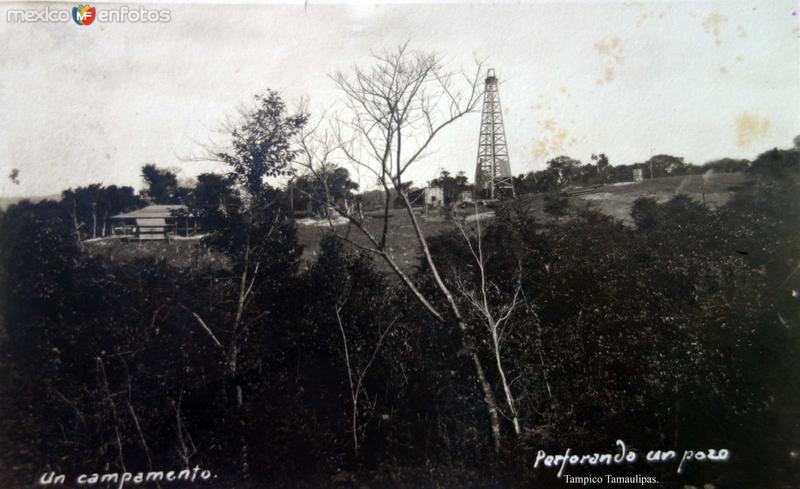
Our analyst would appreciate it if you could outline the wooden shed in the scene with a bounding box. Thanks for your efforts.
[110,205,196,241]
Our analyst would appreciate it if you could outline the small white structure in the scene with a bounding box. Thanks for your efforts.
[458,191,474,203]
[633,168,645,182]
[424,186,444,207]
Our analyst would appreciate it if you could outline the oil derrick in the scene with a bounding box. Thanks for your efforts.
[474,68,515,200]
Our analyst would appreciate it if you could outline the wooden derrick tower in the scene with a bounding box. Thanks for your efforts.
[474,68,515,200]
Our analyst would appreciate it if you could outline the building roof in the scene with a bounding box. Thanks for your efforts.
[110,204,188,220]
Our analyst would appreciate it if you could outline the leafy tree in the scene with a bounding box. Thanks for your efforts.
[62,184,102,240]
[641,154,686,179]
[141,164,179,204]
[546,155,581,186]
[97,185,144,235]
[748,146,800,179]
[216,91,306,197]
[513,156,583,195]
[391,181,423,209]
[184,172,237,229]
[292,165,358,216]
[590,153,610,183]
[62,184,143,239]
[701,157,750,173]
[356,189,389,211]
[430,170,470,205]
[512,171,540,195]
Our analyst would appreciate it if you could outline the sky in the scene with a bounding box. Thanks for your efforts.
[1,0,799,198]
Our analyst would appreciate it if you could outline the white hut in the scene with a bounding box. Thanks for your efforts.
[423,186,444,208]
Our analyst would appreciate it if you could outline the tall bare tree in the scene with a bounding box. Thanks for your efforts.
[452,207,524,435]
[295,44,509,452]
[334,284,397,456]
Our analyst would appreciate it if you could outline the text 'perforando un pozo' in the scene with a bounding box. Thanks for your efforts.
[534,439,730,478]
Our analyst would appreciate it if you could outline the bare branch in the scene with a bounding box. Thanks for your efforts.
[179,305,224,349]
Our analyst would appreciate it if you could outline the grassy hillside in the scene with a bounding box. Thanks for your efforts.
[571,172,749,223]
[296,210,454,274]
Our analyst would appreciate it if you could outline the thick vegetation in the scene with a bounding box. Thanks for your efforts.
[1,94,798,487]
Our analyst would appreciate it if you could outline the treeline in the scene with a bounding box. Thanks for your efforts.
[1,92,799,488]
[58,166,240,240]
[513,153,753,195]
[54,144,767,242]
[60,162,363,235]
[60,163,214,239]
[45,150,755,241]
[356,152,752,211]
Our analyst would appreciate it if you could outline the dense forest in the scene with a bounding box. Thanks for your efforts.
[1,85,799,487]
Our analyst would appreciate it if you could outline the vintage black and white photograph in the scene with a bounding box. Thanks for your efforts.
[1,1,799,487]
